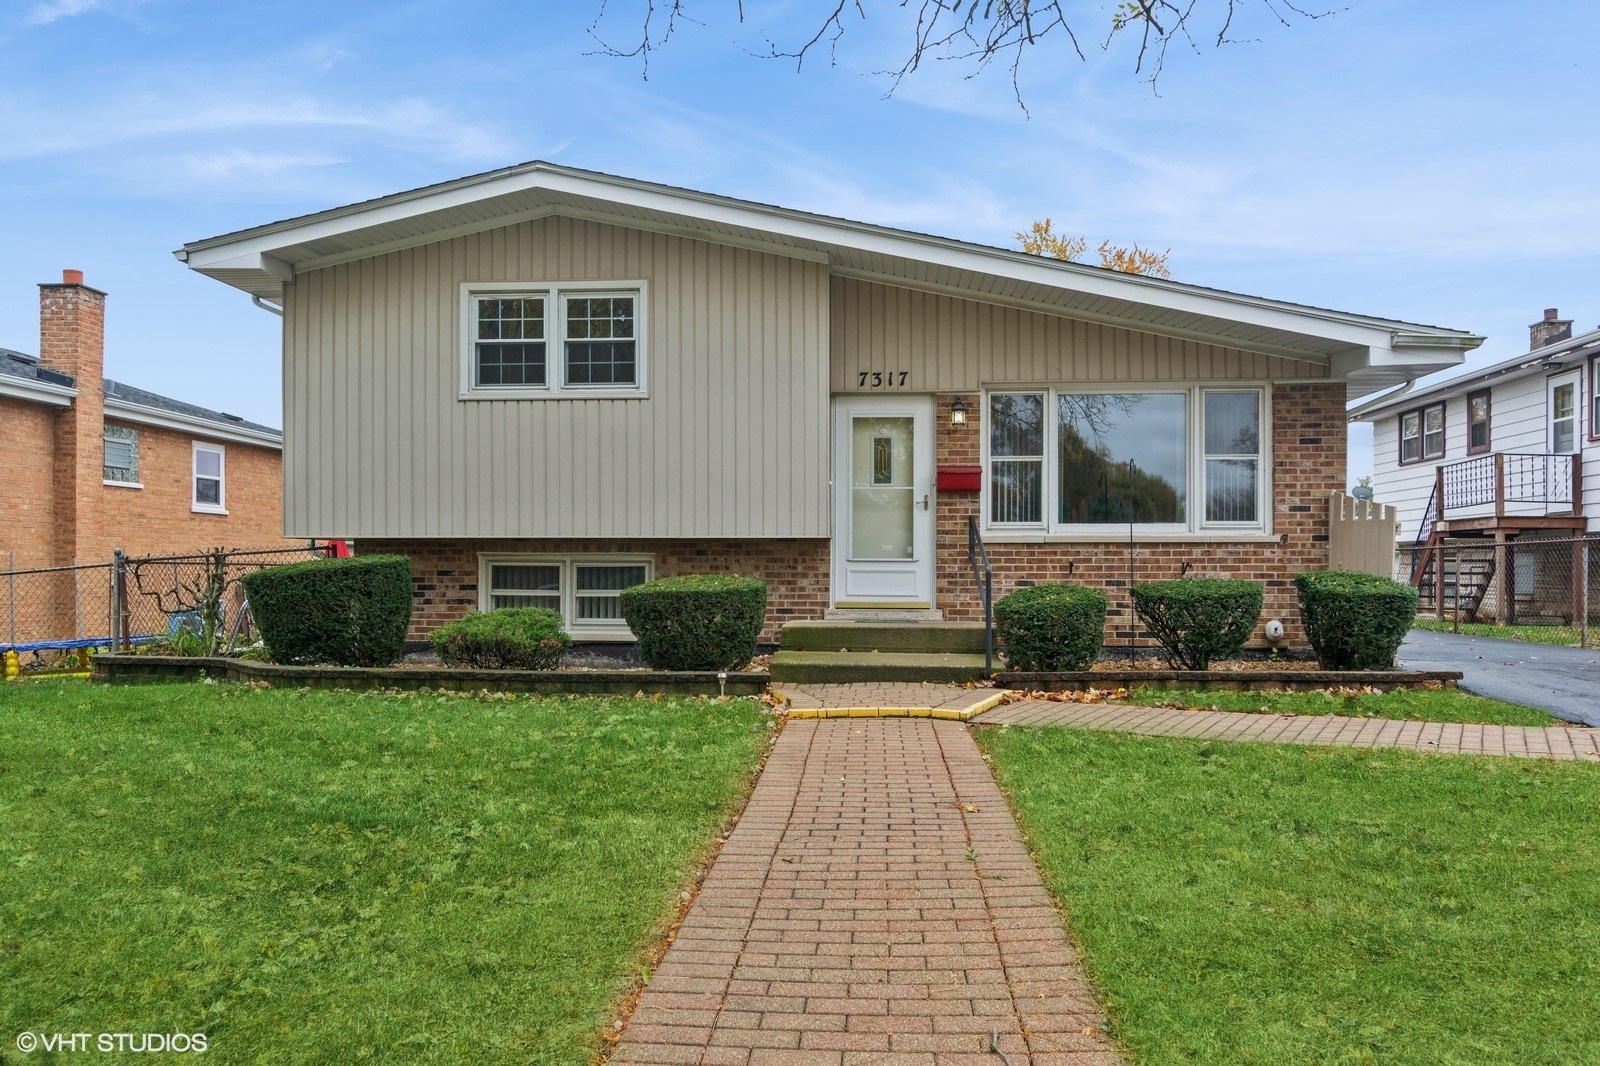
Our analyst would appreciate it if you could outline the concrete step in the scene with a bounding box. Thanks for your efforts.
[769,649,993,684]
[779,620,990,654]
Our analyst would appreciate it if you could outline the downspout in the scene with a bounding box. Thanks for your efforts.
[251,295,284,317]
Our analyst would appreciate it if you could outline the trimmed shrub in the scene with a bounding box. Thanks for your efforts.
[994,584,1108,672]
[241,554,413,667]
[429,608,571,670]
[619,574,767,671]
[1295,569,1419,670]
[1132,578,1263,670]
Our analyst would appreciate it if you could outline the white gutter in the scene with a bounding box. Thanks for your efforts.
[0,375,76,407]
[103,397,282,449]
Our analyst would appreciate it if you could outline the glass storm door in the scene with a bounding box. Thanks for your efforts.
[832,396,935,607]
[1549,372,1580,502]
[1550,373,1579,454]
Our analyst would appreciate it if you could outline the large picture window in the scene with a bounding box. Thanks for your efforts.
[985,386,1265,534]
[478,554,651,639]
[462,282,645,398]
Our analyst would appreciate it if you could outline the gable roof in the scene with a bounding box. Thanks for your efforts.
[0,347,281,447]
[1349,323,1600,422]
[177,160,1484,400]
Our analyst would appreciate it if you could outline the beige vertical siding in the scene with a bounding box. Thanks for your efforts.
[282,218,830,539]
[830,276,1326,390]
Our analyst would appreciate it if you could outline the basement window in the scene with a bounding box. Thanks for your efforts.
[478,554,652,640]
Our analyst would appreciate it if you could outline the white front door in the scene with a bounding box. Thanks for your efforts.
[832,396,936,608]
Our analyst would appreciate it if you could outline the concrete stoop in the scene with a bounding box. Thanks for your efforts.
[769,620,994,684]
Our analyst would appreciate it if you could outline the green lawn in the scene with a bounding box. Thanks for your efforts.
[0,681,770,1064]
[1122,684,1558,727]
[1411,616,1591,648]
[978,726,1600,1065]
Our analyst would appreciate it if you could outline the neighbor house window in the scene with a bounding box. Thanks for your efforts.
[1399,402,1445,464]
[479,554,651,638]
[1589,358,1600,438]
[1551,378,1577,454]
[103,424,140,485]
[462,282,645,398]
[985,386,1265,534]
[1466,390,1491,454]
[192,443,226,513]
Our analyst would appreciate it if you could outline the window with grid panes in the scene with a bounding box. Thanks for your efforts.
[481,556,651,637]
[463,283,644,398]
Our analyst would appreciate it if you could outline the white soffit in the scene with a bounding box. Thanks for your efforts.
[177,161,1484,377]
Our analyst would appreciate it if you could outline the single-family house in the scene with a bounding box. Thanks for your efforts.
[1350,309,1599,622]
[175,162,1483,653]
[0,271,287,571]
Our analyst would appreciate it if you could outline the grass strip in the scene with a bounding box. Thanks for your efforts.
[1121,684,1558,726]
[1411,616,1589,647]
[978,725,1600,1064]
[0,681,770,1064]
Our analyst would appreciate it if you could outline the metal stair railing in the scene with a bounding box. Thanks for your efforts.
[967,515,994,674]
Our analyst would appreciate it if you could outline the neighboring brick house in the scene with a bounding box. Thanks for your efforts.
[0,270,286,573]
[177,163,1485,649]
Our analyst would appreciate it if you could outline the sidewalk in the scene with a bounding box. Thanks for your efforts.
[611,717,1121,1065]
[977,699,1600,760]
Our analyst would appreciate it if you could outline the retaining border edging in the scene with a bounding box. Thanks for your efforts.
[90,655,770,696]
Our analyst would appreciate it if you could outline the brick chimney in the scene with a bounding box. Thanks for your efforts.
[39,270,108,566]
[1530,308,1573,350]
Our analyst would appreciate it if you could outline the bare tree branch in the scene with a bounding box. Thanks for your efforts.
[591,0,1352,102]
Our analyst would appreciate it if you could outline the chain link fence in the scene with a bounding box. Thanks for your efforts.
[2,545,332,672]
[1400,532,1600,648]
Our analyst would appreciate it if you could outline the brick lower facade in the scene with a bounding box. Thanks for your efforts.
[363,537,831,644]
[371,383,1344,651]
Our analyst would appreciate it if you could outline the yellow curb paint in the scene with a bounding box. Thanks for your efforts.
[967,692,1006,717]
[847,708,880,718]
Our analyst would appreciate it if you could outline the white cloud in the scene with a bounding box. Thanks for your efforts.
[24,0,105,27]
[177,148,345,181]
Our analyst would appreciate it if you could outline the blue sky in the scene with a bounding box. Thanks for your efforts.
[3,0,1596,480]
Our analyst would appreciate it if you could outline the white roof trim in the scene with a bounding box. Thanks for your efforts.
[178,161,1483,382]
[0,375,76,407]
[1350,325,1600,421]
[104,397,282,448]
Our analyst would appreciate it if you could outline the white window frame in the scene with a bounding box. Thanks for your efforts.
[477,553,653,641]
[191,442,226,514]
[1399,402,1445,464]
[1549,373,1579,454]
[982,383,1270,538]
[103,423,141,487]
[460,281,649,400]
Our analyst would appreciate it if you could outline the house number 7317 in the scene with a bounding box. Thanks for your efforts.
[858,371,910,388]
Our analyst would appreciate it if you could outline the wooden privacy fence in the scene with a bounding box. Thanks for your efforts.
[1328,491,1398,577]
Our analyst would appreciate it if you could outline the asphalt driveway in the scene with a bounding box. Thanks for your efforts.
[1399,628,1600,727]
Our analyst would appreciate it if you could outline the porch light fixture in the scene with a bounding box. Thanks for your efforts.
[950,398,968,426]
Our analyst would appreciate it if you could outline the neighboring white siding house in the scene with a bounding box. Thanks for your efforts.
[1354,311,1598,546]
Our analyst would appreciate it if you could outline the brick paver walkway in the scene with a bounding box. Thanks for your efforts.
[611,718,1120,1065]
[978,701,1600,760]
[775,684,1004,720]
